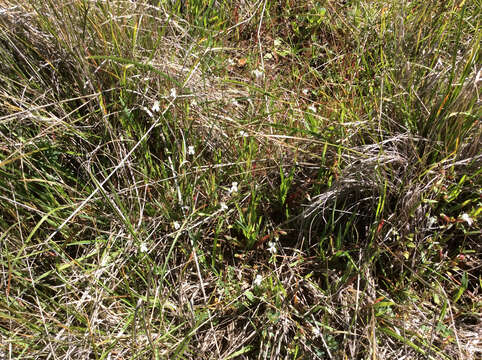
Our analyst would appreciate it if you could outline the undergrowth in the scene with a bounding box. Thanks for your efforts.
[0,0,480,359]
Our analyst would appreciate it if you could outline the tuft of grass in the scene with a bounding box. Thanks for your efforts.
[0,0,480,359]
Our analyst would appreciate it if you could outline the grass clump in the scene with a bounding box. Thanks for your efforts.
[0,0,480,359]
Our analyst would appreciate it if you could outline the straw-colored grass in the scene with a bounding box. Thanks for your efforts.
[1,0,480,359]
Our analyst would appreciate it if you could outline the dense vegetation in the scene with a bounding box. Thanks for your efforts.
[0,0,480,359]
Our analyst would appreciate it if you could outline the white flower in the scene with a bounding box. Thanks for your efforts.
[460,213,473,226]
[302,88,309,96]
[220,202,228,211]
[264,52,273,60]
[251,68,264,80]
[239,130,249,137]
[267,241,277,254]
[312,326,321,337]
[428,216,437,228]
[170,88,177,98]
[139,242,148,253]
[253,275,263,286]
[152,100,160,112]
[231,98,241,107]
[475,68,481,84]
[143,107,154,118]
[187,145,195,155]
[308,104,317,113]
[173,221,181,230]
[229,182,238,194]
[274,38,282,48]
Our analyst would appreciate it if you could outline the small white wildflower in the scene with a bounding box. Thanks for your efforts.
[251,68,264,80]
[229,182,238,194]
[231,98,241,107]
[170,87,177,98]
[143,106,154,118]
[274,38,282,48]
[302,88,309,96]
[239,130,249,137]
[173,221,181,230]
[312,326,321,337]
[308,104,317,113]
[267,241,277,254]
[253,274,263,286]
[139,242,148,253]
[227,58,235,66]
[428,216,437,228]
[460,213,473,226]
[220,202,228,211]
[152,100,160,112]
[475,68,481,84]
[187,145,195,155]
